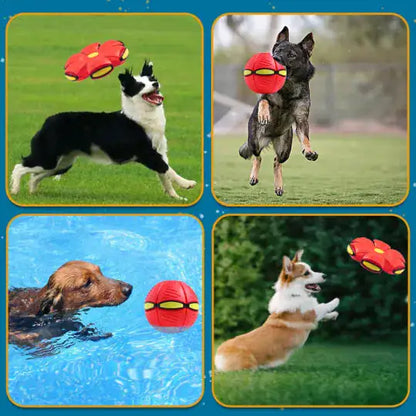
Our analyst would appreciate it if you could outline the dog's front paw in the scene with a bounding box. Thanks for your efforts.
[165,189,185,200]
[275,187,284,196]
[331,311,339,320]
[258,100,270,125]
[183,180,196,189]
[302,149,319,161]
[258,113,270,125]
[330,297,340,309]
[249,177,259,186]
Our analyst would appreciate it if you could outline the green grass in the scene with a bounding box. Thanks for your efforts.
[213,342,408,406]
[213,134,407,205]
[7,14,202,205]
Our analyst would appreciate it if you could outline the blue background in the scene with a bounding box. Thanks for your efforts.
[0,0,414,414]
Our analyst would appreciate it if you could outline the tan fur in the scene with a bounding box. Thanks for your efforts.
[273,156,283,195]
[258,99,270,123]
[215,250,332,372]
[216,309,317,371]
[249,156,262,184]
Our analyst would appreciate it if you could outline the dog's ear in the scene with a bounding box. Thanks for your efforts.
[38,289,63,315]
[276,26,289,43]
[140,60,153,77]
[118,68,134,86]
[299,33,314,57]
[38,274,64,315]
[282,255,293,275]
[292,249,304,263]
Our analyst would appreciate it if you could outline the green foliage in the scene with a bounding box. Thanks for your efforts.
[7,15,202,205]
[213,342,408,406]
[213,134,408,206]
[214,216,408,341]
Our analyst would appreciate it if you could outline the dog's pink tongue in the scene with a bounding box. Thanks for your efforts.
[306,283,321,292]
[148,92,164,103]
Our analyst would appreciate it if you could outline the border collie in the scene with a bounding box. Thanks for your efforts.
[10,60,196,200]
[215,250,339,371]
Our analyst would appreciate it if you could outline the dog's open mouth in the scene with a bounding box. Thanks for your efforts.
[142,90,164,106]
[305,283,321,293]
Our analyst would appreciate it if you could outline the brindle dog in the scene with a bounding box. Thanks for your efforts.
[239,26,318,196]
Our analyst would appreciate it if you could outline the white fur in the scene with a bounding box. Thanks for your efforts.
[214,354,227,371]
[268,260,339,322]
[10,64,196,198]
[120,68,196,199]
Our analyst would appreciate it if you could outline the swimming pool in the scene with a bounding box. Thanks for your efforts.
[8,215,203,406]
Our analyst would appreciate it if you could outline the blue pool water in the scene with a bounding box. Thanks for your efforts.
[8,215,203,406]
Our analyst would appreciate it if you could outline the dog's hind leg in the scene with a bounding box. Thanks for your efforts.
[10,164,46,194]
[249,156,261,186]
[273,157,283,196]
[272,130,293,196]
[294,110,318,161]
[28,170,61,193]
[28,157,74,193]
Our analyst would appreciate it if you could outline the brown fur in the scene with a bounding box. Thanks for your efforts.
[216,310,317,371]
[8,261,132,345]
[215,250,327,372]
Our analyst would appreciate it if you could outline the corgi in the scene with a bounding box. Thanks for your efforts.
[215,250,339,372]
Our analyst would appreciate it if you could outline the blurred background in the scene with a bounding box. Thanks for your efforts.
[214,14,407,135]
[214,215,408,342]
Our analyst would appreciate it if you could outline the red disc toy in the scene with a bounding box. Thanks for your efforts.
[144,281,199,333]
[64,40,129,81]
[243,52,287,94]
[347,237,405,275]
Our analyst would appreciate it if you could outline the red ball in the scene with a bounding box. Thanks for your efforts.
[64,40,129,81]
[144,281,199,333]
[244,53,287,94]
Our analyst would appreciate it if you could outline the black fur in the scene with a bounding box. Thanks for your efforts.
[21,111,168,174]
[140,60,154,77]
[118,69,145,97]
[239,26,318,196]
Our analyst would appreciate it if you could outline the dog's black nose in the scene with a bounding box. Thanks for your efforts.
[152,82,159,89]
[121,282,133,298]
[273,55,284,65]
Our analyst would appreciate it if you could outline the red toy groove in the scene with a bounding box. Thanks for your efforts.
[64,40,129,81]
[244,52,287,94]
[145,281,199,333]
[347,237,405,275]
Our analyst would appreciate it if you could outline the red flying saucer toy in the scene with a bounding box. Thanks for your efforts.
[144,281,199,333]
[243,52,287,94]
[64,40,129,81]
[347,237,406,275]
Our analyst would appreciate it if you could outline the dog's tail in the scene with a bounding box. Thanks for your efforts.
[238,142,253,159]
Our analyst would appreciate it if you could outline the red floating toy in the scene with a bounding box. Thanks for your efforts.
[145,281,199,333]
[64,40,129,81]
[347,237,405,275]
[243,52,287,94]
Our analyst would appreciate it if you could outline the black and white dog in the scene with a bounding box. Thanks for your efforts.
[10,60,196,200]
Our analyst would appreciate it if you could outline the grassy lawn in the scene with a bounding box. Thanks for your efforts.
[213,342,408,406]
[7,14,202,205]
[213,133,407,206]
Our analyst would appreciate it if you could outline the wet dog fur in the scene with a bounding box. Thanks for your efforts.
[8,261,133,347]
